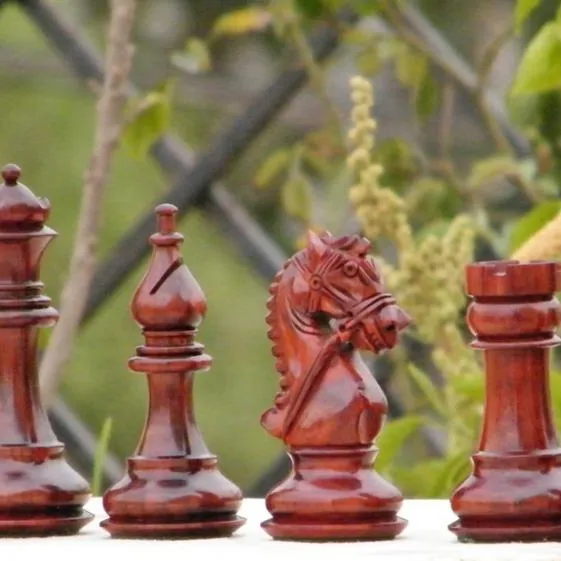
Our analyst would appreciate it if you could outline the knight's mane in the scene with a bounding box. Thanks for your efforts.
[265,259,291,376]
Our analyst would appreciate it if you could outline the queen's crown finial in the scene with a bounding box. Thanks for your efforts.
[0,163,50,229]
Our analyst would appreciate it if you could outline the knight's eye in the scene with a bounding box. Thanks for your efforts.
[342,261,358,277]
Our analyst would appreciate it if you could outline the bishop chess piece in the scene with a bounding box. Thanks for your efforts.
[261,231,411,541]
[0,164,92,535]
[450,260,561,542]
[101,203,244,539]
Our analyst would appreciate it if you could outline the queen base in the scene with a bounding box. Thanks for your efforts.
[262,446,406,541]
[0,508,93,537]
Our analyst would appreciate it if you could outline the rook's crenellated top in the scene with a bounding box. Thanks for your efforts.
[466,260,561,298]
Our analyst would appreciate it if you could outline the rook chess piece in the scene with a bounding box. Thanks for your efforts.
[449,259,561,542]
[101,203,245,538]
[0,164,92,535]
[261,231,411,541]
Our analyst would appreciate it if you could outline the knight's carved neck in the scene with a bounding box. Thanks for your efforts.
[267,262,326,400]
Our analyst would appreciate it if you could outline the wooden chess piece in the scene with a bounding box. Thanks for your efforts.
[101,203,245,539]
[0,163,93,535]
[261,231,411,541]
[449,259,561,542]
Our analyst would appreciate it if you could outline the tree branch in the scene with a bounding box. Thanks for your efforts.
[39,0,136,406]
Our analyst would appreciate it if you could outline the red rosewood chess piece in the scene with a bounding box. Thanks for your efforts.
[261,231,411,541]
[450,260,561,542]
[0,164,92,535]
[101,203,244,539]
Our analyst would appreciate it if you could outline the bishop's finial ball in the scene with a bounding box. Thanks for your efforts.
[1,164,21,186]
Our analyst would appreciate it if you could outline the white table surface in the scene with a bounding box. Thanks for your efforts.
[2,498,560,560]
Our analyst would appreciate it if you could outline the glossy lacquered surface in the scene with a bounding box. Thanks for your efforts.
[449,260,561,542]
[0,164,92,535]
[101,204,244,539]
[261,231,410,541]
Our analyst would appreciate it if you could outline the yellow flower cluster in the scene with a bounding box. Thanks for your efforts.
[348,76,412,251]
[347,75,478,377]
[390,216,474,342]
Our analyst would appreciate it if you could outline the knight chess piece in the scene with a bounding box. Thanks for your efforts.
[449,260,561,542]
[101,203,244,539]
[261,230,411,541]
[0,163,92,535]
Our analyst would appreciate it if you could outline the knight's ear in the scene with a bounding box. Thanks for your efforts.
[307,230,327,257]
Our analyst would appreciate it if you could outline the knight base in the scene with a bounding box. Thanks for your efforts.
[262,446,406,541]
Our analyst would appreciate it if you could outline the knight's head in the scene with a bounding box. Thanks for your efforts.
[291,230,410,353]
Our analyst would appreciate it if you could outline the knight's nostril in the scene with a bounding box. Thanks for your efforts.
[396,308,411,330]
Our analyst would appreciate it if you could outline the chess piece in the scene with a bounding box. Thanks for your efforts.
[0,164,92,535]
[449,260,561,542]
[101,203,244,539]
[261,231,411,541]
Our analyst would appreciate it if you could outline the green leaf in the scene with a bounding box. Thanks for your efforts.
[123,84,172,158]
[395,46,427,90]
[281,174,313,223]
[171,38,211,74]
[212,7,272,37]
[375,416,423,473]
[509,200,561,253]
[91,417,113,496]
[511,22,561,95]
[357,46,381,76]
[407,364,448,418]
[449,374,484,403]
[467,155,519,188]
[393,458,445,498]
[550,371,561,424]
[515,0,542,32]
[295,0,326,18]
[324,0,380,14]
[254,149,291,188]
[377,138,419,190]
[429,451,471,498]
[354,0,382,16]
[415,70,439,121]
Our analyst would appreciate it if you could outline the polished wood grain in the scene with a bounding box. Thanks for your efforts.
[261,231,410,541]
[101,203,244,539]
[0,164,92,535]
[449,259,561,542]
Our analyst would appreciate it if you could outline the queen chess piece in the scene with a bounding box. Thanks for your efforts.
[0,163,92,535]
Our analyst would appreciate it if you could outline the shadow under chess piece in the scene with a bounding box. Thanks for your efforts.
[0,164,92,535]
[261,231,410,541]
[101,204,244,539]
[450,260,561,542]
